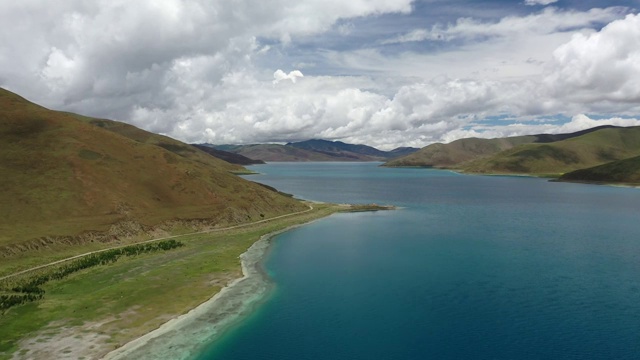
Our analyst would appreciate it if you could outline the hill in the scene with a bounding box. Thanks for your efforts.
[0,88,306,257]
[192,144,265,165]
[384,126,616,168]
[384,136,537,167]
[557,155,640,185]
[460,126,640,176]
[75,116,252,174]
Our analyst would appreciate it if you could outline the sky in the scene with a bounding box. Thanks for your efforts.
[1,0,640,149]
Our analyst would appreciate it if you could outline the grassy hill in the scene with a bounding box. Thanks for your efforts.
[0,88,306,257]
[384,125,640,179]
[558,155,640,185]
[384,136,538,167]
[460,126,640,176]
[384,126,618,169]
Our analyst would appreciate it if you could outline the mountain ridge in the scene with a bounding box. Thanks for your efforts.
[209,140,419,162]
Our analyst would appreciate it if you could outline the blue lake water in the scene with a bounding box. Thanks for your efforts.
[197,162,640,360]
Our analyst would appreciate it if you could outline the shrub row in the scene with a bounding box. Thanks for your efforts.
[0,293,44,311]
[1,239,184,312]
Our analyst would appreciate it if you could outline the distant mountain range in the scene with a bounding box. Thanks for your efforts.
[0,87,305,256]
[192,144,265,165]
[384,125,640,185]
[201,139,418,162]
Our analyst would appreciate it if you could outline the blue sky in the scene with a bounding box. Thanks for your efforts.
[1,0,639,149]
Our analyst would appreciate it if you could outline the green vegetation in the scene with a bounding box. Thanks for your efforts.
[1,240,184,312]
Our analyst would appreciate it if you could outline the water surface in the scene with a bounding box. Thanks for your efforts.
[199,162,640,360]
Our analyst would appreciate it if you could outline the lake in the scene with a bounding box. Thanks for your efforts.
[197,162,640,360]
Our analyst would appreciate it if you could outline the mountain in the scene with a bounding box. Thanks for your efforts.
[0,88,306,255]
[384,126,616,169]
[192,144,265,165]
[287,139,388,160]
[558,155,640,185]
[223,144,340,162]
[212,140,419,162]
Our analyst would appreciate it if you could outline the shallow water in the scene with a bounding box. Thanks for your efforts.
[198,162,640,360]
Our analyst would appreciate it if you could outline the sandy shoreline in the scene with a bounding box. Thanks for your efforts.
[100,223,312,360]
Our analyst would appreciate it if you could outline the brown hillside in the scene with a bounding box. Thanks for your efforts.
[0,88,305,254]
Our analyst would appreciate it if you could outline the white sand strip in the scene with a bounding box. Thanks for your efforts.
[100,224,307,360]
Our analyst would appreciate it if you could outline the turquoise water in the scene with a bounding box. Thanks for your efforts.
[198,162,640,359]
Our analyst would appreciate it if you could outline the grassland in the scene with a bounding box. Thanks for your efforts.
[0,202,384,359]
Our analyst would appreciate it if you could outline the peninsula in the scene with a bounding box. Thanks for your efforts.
[0,87,393,359]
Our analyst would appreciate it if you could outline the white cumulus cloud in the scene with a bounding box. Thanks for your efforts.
[273,70,304,84]
[543,13,640,111]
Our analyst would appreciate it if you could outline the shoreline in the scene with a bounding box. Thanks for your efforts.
[100,220,319,360]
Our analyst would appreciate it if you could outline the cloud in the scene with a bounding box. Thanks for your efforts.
[273,70,304,84]
[524,0,558,6]
[441,114,640,143]
[382,7,629,44]
[0,0,412,117]
[543,14,640,110]
[1,1,639,151]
